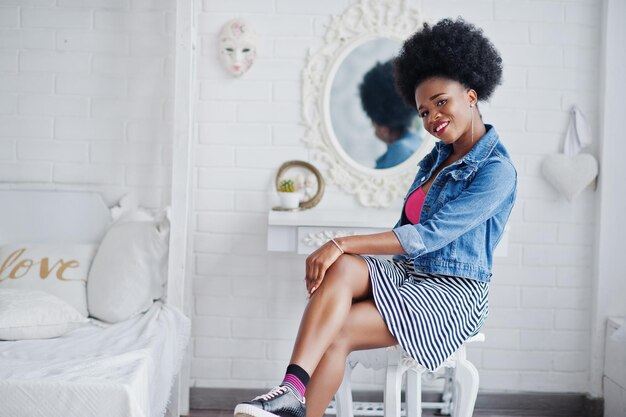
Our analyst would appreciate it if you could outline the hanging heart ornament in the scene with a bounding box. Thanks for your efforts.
[540,153,598,201]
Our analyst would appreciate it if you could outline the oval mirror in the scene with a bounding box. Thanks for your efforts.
[328,38,425,171]
[301,1,435,207]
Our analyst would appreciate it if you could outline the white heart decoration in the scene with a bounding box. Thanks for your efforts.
[541,153,598,201]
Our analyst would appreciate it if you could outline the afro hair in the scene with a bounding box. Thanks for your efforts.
[393,18,503,107]
[359,60,417,133]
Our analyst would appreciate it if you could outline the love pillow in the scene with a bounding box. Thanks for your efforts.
[0,244,97,317]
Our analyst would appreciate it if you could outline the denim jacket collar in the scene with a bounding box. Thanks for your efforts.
[420,124,499,172]
[462,124,499,166]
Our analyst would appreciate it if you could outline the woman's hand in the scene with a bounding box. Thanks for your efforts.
[303,231,404,297]
[305,240,343,296]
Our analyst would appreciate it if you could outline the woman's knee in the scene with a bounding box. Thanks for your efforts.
[320,255,370,296]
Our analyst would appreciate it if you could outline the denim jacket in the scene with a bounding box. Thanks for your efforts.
[392,125,517,283]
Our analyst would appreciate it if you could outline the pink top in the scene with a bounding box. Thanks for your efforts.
[405,186,426,224]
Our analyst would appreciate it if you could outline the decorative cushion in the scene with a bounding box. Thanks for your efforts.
[87,211,169,323]
[0,289,88,340]
[0,244,97,317]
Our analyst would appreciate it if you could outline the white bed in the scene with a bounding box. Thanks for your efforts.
[0,189,190,417]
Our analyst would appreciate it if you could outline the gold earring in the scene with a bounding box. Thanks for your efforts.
[469,104,474,143]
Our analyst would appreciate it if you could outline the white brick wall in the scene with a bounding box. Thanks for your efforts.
[1,0,603,397]
[0,1,174,208]
[192,0,602,394]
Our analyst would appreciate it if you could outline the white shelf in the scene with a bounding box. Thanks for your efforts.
[267,208,397,254]
[268,208,510,257]
[268,208,398,228]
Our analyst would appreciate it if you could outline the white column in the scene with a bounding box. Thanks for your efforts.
[589,0,626,398]
[168,0,196,414]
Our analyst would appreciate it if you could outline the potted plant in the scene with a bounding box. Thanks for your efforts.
[277,179,302,209]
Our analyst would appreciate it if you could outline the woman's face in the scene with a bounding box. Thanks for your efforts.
[414,77,476,145]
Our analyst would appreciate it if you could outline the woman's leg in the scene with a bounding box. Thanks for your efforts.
[305,299,397,417]
[234,255,396,417]
[288,254,398,417]
[289,254,375,374]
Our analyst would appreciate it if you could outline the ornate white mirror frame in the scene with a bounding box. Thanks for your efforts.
[301,0,435,208]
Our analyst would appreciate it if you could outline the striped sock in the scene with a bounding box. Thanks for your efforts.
[281,364,309,399]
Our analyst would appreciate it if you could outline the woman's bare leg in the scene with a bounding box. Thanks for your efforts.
[286,254,398,417]
[289,254,373,374]
[305,299,397,417]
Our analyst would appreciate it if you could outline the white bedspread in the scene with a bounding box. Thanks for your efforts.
[0,302,190,417]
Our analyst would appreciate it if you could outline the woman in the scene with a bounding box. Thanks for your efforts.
[358,60,422,169]
[234,18,517,417]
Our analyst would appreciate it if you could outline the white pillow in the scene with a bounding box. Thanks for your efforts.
[0,244,97,317]
[87,212,169,323]
[0,289,88,340]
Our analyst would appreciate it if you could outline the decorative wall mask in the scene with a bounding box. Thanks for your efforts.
[541,106,599,201]
[218,18,258,77]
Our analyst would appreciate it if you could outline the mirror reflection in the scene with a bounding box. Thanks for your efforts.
[329,38,424,169]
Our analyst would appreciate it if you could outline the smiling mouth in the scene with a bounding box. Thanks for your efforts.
[434,121,449,136]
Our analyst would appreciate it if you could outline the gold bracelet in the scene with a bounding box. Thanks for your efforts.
[330,238,344,254]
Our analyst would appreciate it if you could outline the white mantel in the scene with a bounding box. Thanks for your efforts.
[268,208,399,229]
[267,208,398,255]
[267,209,510,257]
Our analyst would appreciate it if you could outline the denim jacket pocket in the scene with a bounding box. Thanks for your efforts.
[436,169,471,206]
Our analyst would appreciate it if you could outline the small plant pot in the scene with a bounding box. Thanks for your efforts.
[278,191,301,209]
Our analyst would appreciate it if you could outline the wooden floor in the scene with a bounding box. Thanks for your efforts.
[187,389,595,417]
[187,410,565,417]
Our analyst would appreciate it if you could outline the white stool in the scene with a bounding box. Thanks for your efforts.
[329,333,484,417]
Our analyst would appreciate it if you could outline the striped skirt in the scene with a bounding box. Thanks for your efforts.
[362,255,489,372]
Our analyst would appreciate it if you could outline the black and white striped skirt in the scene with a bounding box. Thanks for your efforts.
[362,255,489,372]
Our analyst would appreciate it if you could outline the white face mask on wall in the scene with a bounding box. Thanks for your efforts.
[218,19,258,77]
